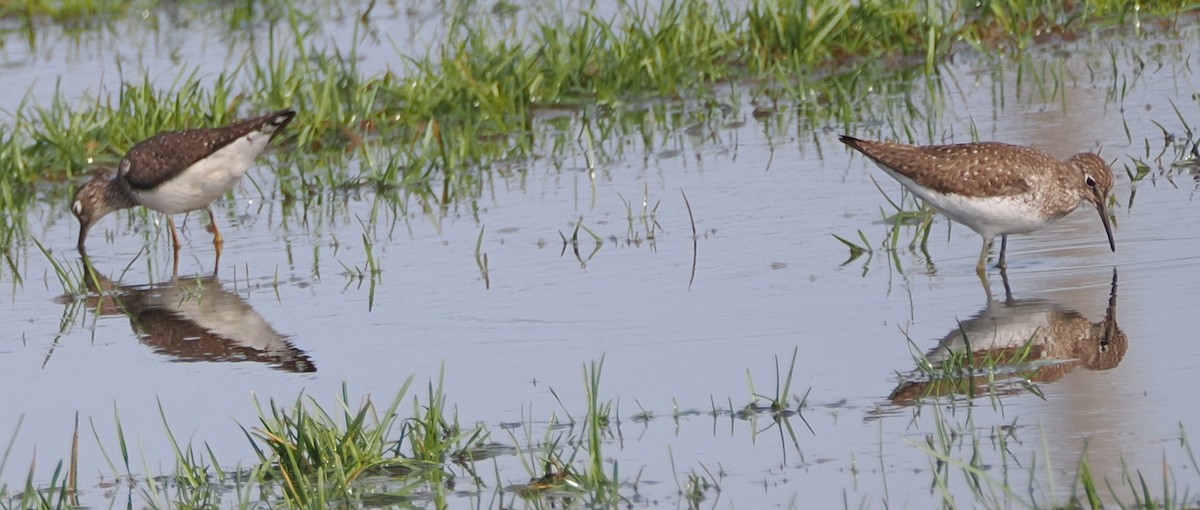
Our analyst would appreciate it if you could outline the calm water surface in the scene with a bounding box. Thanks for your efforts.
[2,4,1200,508]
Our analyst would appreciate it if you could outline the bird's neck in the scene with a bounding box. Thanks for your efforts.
[102,176,138,211]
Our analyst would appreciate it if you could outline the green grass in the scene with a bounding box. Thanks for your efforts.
[246,381,414,505]
[0,352,812,507]
[0,0,1194,257]
[0,0,132,22]
[4,355,1199,508]
[3,0,1199,507]
[906,405,1200,509]
[3,0,1194,190]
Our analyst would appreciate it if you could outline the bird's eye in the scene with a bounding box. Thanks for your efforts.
[1085,175,1097,187]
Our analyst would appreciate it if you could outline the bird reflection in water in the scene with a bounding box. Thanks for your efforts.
[887,270,1123,407]
[76,261,315,373]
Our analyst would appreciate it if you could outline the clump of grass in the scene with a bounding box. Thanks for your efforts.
[401,368,487,472]
[834,160,942,265]
[870,175,937,252]
[744,0,947,74]
[504,407,583,503]
[245,380,417,505]
[737,347,812,467]
[833,229,873,267]
[560,217,603,267]
[0,414,79,510]
[959,0,1166,53]
[0,0,130,23]
[619,184,661,248]
[508,356,625,506]
[669,446,721,509]
[580,357,616,498]
[241,373,490,506]
[681,466,719,507]
[743,347,808,416]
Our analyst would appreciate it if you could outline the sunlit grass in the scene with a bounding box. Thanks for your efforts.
[0,0,131,22]
[245,380,420,505]
[2,0,1192,202]
[1,0,1192,265]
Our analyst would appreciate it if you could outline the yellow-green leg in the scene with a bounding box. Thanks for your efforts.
[167,216,181,277]
[206,206,224,268]
[205,206,224,257]
[976,237,993,276]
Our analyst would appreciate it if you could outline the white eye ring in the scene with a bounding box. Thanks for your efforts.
[1085,175,1097,187]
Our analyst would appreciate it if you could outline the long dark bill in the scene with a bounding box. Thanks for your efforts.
[1097,202,1116,252]
[77,223,90,253]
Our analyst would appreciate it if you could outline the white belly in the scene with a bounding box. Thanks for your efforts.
[133,133,272,214]
[880,167,1063,240]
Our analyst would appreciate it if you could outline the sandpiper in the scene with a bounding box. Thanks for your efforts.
[72,109,295,264]
[839,135,1116,274]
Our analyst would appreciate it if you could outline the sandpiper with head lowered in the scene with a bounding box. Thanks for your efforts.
[72,109,295,265]
[838,135,1116,275]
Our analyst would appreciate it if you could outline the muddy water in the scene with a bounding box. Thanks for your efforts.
[4,7,1200,509]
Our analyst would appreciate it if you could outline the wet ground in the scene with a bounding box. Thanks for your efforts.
[3,4,1200,508]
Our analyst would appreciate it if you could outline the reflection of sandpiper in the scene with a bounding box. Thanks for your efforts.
[887,270,1123,406]
[76,265,315,373]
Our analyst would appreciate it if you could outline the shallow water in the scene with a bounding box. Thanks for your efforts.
[3,4,1200,508]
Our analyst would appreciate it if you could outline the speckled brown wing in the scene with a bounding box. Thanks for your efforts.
[840,137,1057,199]
[121,110,295,191]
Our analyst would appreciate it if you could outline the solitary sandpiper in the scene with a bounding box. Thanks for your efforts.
[839,135,1116,275]
[72,109,295,264]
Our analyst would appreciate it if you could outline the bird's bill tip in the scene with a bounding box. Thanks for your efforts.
[1098,204,1116,252]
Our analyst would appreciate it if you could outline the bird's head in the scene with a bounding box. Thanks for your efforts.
[1067,152,1116,252]
[72,174,120,252]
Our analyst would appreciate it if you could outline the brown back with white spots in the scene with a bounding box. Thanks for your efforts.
[839,136,1076,199]
[120,110,295,190]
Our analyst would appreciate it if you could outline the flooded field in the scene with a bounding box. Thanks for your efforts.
[3,2,1200,508]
